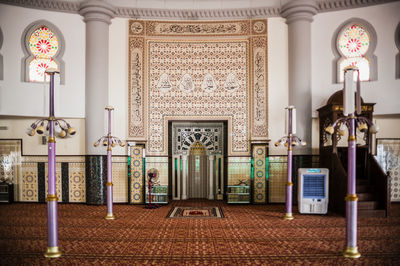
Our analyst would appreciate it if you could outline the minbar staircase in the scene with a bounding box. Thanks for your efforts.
[320,147,391,218]
[317,90,390,218]
[357,179,386,217]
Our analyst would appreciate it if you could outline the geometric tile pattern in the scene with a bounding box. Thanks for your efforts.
[112,158,128,203]
[68,162,85,203]
[268,156,287,203]
[21,162,38,202]
[146,40,249,155]
[252,145,266,203]
[376,139,400,202]
[130,146,144,204]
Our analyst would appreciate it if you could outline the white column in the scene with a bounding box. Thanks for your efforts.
[208,155,214,200]
[79,0,115,155]
[181,155,188,200]
[281,0,317,154]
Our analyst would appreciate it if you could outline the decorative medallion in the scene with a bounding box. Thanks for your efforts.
[157,73,172,93]
[131,22,144,34]
[201,73,217,93]
[179,73,195,92]
[253,21,266,34]
[224,73,239,92]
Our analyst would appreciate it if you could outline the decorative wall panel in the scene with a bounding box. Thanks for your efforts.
[130,146,143,204]
[68,162,85,203]
[128,37,145,139]
[227,157,251,186]
[21,162,38,202]
[112,157,128,203]
[269,156,287,203]
[128,19,268,156]
[252,145,267,203]
[376,139,400,202]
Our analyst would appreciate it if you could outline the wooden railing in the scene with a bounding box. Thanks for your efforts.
[368,154,391,217]
[320,151,347,215]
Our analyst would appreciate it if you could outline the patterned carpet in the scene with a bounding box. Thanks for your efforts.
[0,200,400,265]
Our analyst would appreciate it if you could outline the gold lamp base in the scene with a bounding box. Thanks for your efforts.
[283,213,294,220]
[343,246,361,258]
[105,213,115,220]
[44,246,61,258]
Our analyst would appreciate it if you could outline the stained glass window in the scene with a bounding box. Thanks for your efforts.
[337,24,370,82]
[28,26,59,82]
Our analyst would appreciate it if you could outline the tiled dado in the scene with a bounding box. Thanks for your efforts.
[227,157,251,186]
[19,156,129,204]
[253,145,267,204]
[21,157,87,203]
[112,157,128,203]
[85,155,129,204]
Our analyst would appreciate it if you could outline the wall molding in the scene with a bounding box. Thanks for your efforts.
[0,0,396,20]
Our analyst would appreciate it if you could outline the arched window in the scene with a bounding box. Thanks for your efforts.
[333,18,377,83]
[21,20,65,84]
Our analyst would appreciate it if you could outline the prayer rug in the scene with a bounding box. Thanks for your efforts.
[167,206,224,218]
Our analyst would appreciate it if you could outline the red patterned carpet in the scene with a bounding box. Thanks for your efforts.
[1,200,400,265]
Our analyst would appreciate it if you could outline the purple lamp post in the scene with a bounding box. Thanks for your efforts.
[94,106,125,220]
[27,69,77,258]
[275,106,306,220]
[324,67,378,258]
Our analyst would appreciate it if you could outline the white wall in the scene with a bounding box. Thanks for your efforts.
[268,17,289,155]
[0,118,85,155]
[0,4,86,118]
[312,2,400,117]
[108,18,128,155]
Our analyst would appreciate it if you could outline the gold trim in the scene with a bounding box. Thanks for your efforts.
[46,194,58,202]
[348,135,356,141]
[345,194,358,201]
[343,246,361,259]
[106,182,113,186]
[48,137,56,143]
[286,182,293,186]
[283,213,294,220]
[105,213,115,220]
[48,116,56,121]
[44,246,61,258]
[107,147,112,151]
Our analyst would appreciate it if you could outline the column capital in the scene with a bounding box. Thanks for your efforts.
[208,154,214,161]
[281,0,318,24]
[79,0,116,25]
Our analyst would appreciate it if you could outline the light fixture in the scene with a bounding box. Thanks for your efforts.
[274,106,305,221]
[67,127,76,135]
[58,130,66,138]
[26,69,76,259]
[93,105,125,221]
[325,126,334,135]
[36,123,45,134]
[369,124,379,134]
